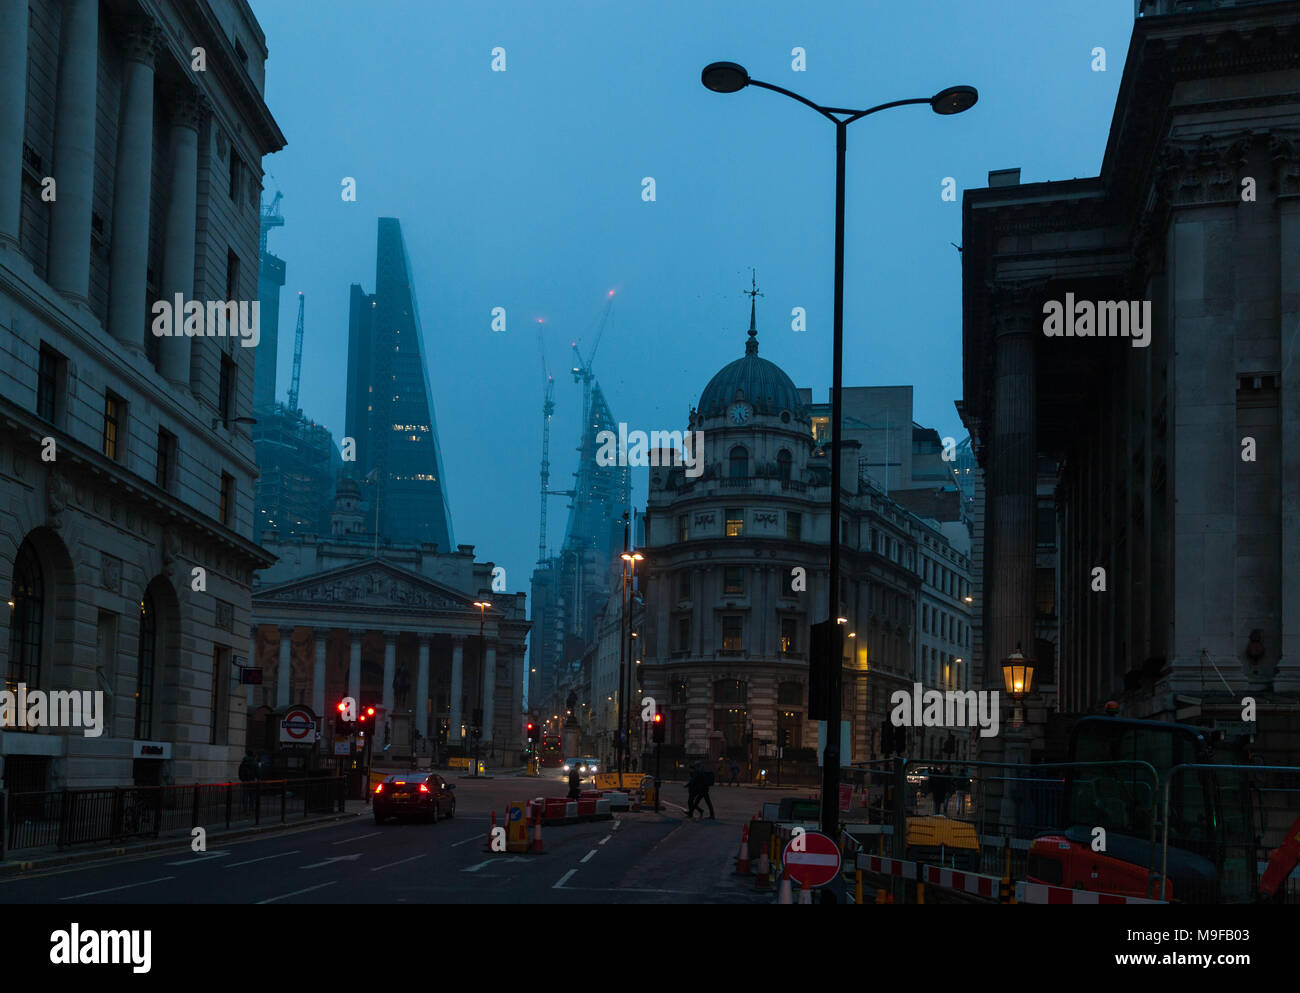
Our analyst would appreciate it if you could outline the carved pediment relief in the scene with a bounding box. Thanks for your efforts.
[258,563,468,611]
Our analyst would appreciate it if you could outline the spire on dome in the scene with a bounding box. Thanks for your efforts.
[744,269,763,356]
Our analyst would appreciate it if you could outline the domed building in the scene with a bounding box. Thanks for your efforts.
[640,292,975,775]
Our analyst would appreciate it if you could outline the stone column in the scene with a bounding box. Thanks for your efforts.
[159,89,206,386]
[1275,139,1300,693]
[276,627,293,708]
[246,624,258,708]
[312,629,327,716]
[416,635,431,739]
[481,638,496,746]
[47,0,99,302]
[0,0,29,250]
[449,635,464,743]
[107,18,159,352]
[348,629,362,703]
[382,631,397,717]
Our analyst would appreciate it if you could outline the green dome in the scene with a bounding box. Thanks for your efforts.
[698,327,807,421]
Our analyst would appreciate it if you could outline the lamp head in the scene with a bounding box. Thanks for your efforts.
[702,61,750,93]
[930,85,978,115]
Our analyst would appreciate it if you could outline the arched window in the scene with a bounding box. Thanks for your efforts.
[8,540,44,691]
[729,446,748,479]
[777,449,792,482]
[135,592,157,740]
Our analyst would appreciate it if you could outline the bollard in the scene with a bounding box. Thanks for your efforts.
[855,869,863,906]
[916,881,925,905]
[875,888,887,904]
[531,807,544,854]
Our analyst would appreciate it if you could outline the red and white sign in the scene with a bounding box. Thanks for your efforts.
[782,830,842,888]
[921,864,1000,899]
[1016,881,1167,905]
[838,784,853,813]
[280,707,317,743]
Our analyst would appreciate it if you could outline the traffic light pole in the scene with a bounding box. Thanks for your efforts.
[654,741,661,813]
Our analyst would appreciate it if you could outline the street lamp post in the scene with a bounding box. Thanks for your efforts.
[620,545,644,780]
[473,599,491,776]
[702,61,977,851]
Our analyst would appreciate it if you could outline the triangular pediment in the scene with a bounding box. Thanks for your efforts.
[255,559,475,611]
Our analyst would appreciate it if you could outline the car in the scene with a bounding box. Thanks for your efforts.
[560,756,600,779]
[373,772,456,825]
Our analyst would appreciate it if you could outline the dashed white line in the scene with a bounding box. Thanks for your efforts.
[333,832,380,845]
[59,876,175,900]
[164,851,230,865]
[598,835,612,846]
[227,850,300,868]
[256,881,336,904]
[580,849,598,863]
[370,854,427,872]
[553,869,578,889]
[450,835,481,848]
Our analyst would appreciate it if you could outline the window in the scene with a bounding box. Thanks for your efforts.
[725,508,743,537]
[1035,567,1055,618]
[714,679,747,705]
[670,680,689,705]
[156,428,176,490]
[677,514,689,542]
[922,604,929,632]
[811,416,829,443]
[37,345,62,422]
[229,154,242,201]
[729,446,748,479]
[210,646,227,745]
[778,681,803,706]
[677,571,691,599]
[219,354,234,425]
[1036,500,1056,547]
[724,566,744,595]
[219,472,235,525]
[7,540,44,693]
[676,618,690,652]
[135,593,157,740]
[226,248,240,300]
[103,392,125,461]
[786,512,801,540]
[721,616,743,652]
[780,618,798,654]
[777,449,792,482]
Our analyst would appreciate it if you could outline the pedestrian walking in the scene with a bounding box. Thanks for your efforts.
[567,765,582,800]
[728,760,740,786]
[684,765,698,819]
[687,761,716,819]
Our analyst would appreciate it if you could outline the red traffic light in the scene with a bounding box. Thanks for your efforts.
[337,701,346,712]
[366,707,375,717]
[653,713,663,724]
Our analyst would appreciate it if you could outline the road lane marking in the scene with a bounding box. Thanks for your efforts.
[257,881,336,904]
[165,851,230,865]
[598,835,612,845]
[553,869,577,889]
[612,819,621,831]
[226,850,300,868]
[580,849,598,863]
[371,854,427,872]
[300,853,362,869]
[59,876,175,900]
[333,832,380,845]
[450,835,481,848]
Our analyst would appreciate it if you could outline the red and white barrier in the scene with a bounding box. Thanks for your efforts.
[1016,881,1167,905]
[920,865,1000,899]
[855,853,917,880]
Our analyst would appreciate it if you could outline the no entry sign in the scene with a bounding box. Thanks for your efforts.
[280,708,316,743]
[782,830,842,888]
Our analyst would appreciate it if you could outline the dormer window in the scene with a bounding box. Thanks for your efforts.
[729,446,748,478]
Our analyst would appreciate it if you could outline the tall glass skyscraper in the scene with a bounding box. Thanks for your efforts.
[345,218,455,550]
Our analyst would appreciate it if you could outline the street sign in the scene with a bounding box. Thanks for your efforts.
[782,830,842,889]
[838,783,852,813]
[507,800,529,852]
[280,708,317,744]
[594,772,644,791]
[333,736,350,756]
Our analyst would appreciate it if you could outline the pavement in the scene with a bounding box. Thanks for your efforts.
[0,770,792,904]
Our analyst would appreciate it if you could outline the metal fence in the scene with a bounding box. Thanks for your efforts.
[3,776,346,856]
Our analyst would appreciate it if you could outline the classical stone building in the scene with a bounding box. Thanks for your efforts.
[960,0,1300,765]
[250,478,531,766]
[0,0,283,789]
[642,301,972,771]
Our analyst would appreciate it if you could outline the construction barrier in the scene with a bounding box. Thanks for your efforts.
[856,853,917,880]
[919,864,1001,900]
[1016,881,1167,905]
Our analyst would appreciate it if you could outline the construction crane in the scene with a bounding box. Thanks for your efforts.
[259,190,283,256]
[537,320,574,566]
[287,291,304,413]
[570,290,614,426]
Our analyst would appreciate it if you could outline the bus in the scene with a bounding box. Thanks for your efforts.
[538,738,563,768]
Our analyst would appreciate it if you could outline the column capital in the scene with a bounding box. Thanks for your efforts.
[987,279,1050,335]
[382,630,401,642]
[277,624,296,638]
[119,14,163,67]
[348,627,368,639]
[168,86,210,132]
[451,634,467,646]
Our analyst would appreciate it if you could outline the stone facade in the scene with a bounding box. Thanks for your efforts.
[0,0,283,790]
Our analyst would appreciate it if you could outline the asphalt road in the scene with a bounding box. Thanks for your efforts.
[0,772,792,904]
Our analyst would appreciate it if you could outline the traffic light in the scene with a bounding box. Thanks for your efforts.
[651,712,664,744]
[526,722,535,742]
[336,700,354,732]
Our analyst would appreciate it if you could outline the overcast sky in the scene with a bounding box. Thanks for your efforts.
[248,0,1132,600]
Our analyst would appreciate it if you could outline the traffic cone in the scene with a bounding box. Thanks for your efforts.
[875,888,887,904]
[777,863,793,904]
[735,823,751,875]
[755,846,770,889]
[489,810,496,850]
[531,808,544,854]
[798,886,812,904]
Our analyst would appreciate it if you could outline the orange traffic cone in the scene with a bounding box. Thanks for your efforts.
[531,808,544,854]
[735,823,751,875]
[777,863,793,904]
[489,810,496,850]
[755,846,770,889]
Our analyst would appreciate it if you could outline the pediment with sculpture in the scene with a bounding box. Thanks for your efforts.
[255,561,472,612]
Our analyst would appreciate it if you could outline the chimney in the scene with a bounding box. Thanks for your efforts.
[988,168,1021,188]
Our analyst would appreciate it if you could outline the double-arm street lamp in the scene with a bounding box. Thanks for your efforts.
[701,61,978,849]
[472,599,491,777]
[619,549,644,778]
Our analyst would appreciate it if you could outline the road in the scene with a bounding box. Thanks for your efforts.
[0,772,793,904]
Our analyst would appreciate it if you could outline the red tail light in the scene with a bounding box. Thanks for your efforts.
[374,783,384,794]
[418,783,430,793]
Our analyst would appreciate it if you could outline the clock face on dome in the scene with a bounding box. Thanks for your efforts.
[729,402,752,425]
